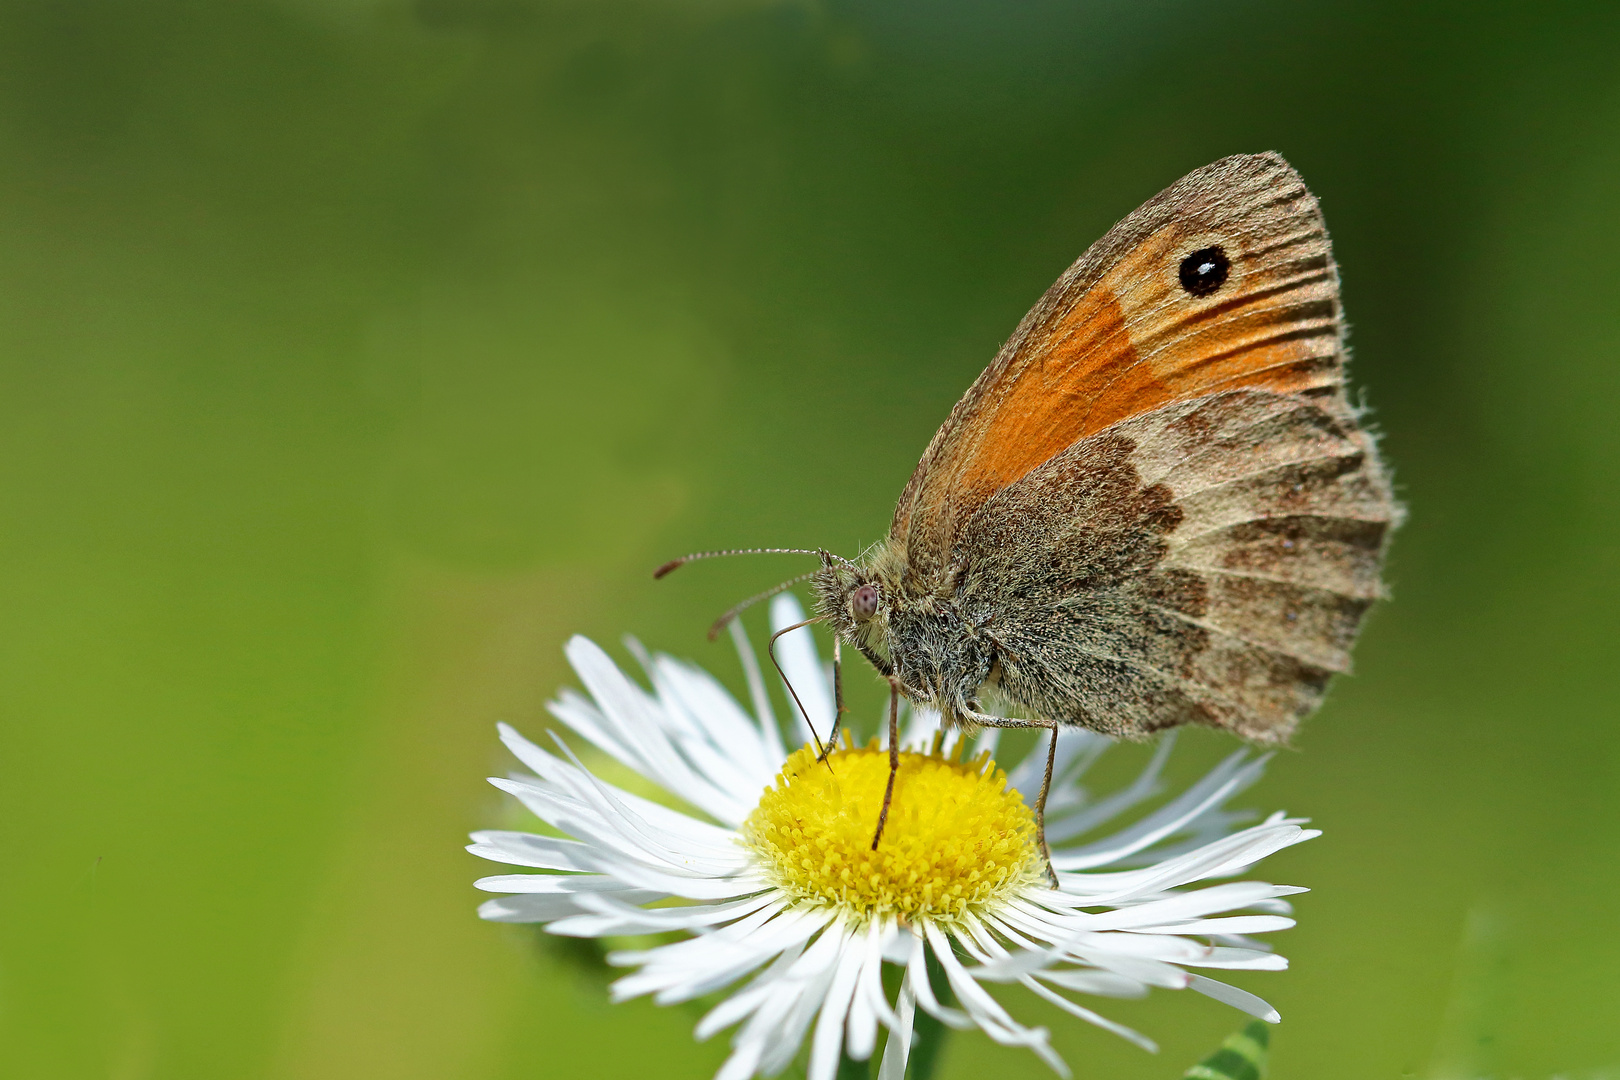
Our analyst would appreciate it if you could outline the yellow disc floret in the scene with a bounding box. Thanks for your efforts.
[743,737,1041,923]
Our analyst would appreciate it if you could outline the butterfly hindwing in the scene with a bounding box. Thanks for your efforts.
[955,388,1390,741]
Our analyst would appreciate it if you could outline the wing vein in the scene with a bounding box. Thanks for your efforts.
[1174,512,1392,545]
[1164,565,1383,601]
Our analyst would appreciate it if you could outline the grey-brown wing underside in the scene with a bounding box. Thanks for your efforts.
[954,389,1397,743]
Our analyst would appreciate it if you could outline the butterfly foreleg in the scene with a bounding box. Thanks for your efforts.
[817,636,848,765]
[960,706,1060,888]
[870,677,902,851]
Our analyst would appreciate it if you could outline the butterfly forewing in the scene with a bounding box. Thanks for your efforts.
[893,153,1359,576]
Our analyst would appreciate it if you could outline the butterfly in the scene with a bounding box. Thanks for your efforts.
[660,153,1400,873]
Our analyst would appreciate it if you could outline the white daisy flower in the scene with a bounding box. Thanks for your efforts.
[469,595,1318,1080]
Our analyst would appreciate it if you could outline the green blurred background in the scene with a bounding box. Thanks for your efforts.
[2,1,1617,1077]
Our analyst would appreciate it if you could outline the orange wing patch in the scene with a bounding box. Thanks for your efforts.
[953,288,1154,505]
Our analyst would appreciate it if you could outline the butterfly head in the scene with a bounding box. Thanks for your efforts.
[810,542,911,675]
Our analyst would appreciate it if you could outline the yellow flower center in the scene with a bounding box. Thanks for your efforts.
[743,737,1041,922]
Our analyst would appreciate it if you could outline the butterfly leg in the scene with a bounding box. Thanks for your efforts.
[960,707,1060,888]
[870,677,902,850]
[768,615,832,768]
[1036,725,1059,887]
[817,637,847,765]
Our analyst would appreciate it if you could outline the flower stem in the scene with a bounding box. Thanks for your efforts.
[836,1052,871,1080]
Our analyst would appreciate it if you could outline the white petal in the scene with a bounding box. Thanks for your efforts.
[547,892,781,938]
[544,689,638,776]
[484,774,671,871]
[1017,975,1158,1053]
[1038,733,1171,843]
[845,920,897,1060]
[651,654,777,790]
[620,903,825,967]
[641,651,770,780]
[1207,932,1276,952]
[714,1037,765,1080]
[466,830,596,871]
[984,921,1193,990]
[905,927,972,1030]
[972,912,1180,983]
[612,907,834,1006]
[759,959,839,1078]
[476,890,664,922]
[807,930,867,1080]
[1051,750,1267,870]
[881,930,914,965]
[489,768,741,870]
[543,735,747,869]
[728,617,787,764]
[695,938,808,1041]
[877,971,916,1080]
[473,872,655,895]
[747,914,853,1077]
[1144,915,1296,935]
[963,912,1190,1009]
[1189,948,1289,972]
[1243,897,1296,915]
[1186,973,1281,1022]
[495,725,739,856]
[1031,969,1149,998]
[1008,728,1118,823]
[486,779,755,896]
[922,922,1068,1076]
[1046,821,1318,903]
[1077,882,1308,930]
[560,637,753,823]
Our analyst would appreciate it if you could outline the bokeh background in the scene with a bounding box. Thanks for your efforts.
[2,1,1617,1077]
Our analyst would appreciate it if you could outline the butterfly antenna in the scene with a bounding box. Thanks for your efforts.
[767,616,831,764]
[706,571,818,641]
[653,547,857,579]
[654,548,821,578]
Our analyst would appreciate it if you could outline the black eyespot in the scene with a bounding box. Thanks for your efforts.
[1178,245,1230,297]
[851,584,879,621]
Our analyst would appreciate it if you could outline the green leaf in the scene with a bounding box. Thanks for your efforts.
[1183,1020,1270,1080]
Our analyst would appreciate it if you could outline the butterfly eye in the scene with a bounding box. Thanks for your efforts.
[850,584,879,621]
[1178,245,1230,296]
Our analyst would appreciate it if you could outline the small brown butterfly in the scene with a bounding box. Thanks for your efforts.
[659,153,1399,875]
